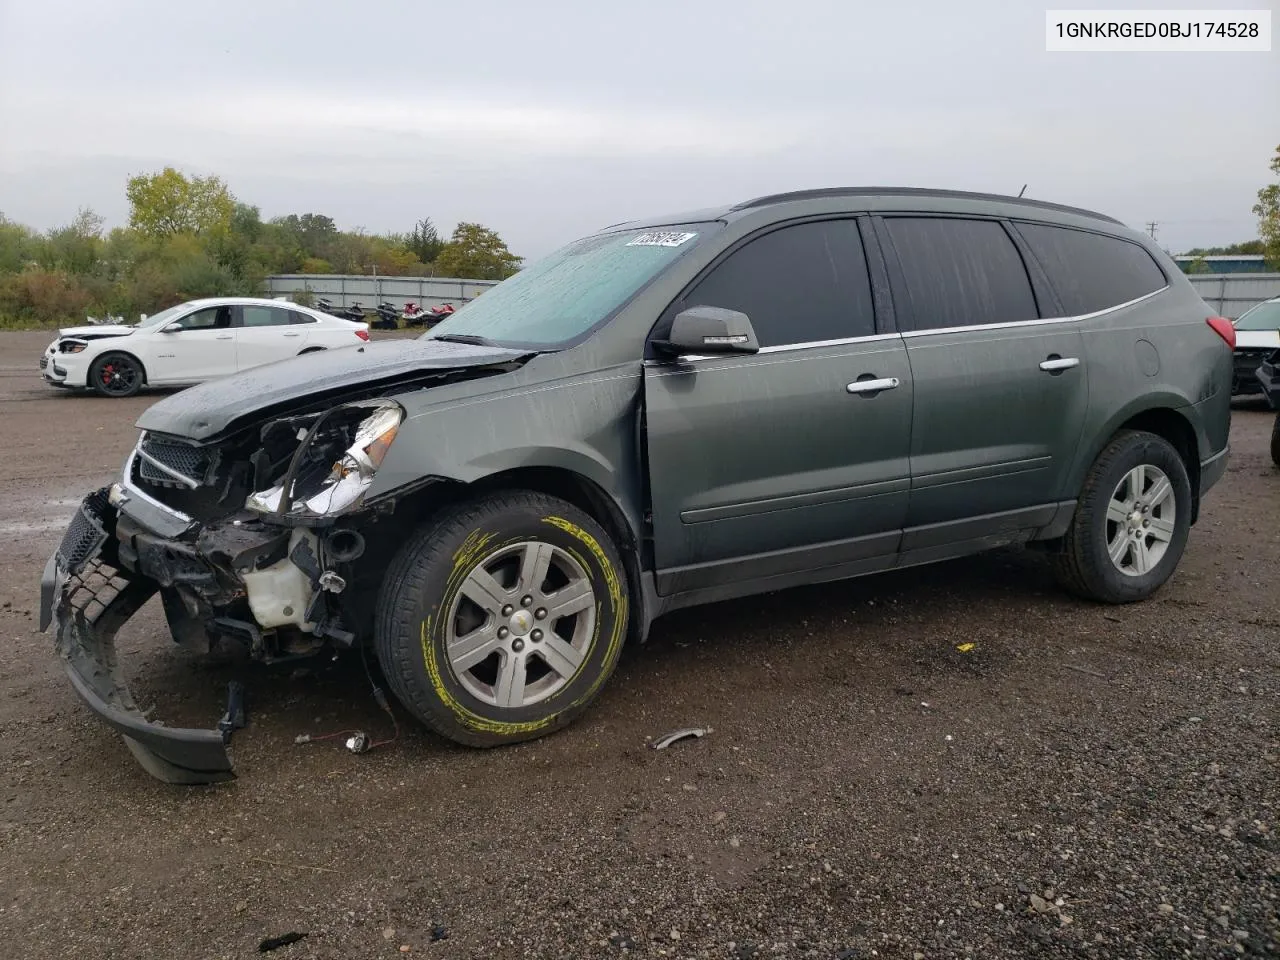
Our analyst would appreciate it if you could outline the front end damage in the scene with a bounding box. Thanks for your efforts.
[40,398,433,784]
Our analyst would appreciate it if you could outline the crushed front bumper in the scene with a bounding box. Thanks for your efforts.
[40,489,234,785]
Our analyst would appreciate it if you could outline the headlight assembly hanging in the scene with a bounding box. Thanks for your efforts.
[246,401,404,519]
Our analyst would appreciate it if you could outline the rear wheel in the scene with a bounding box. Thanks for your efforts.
[1270,413,1280,467]
[1051,430,1191,603]
[374,491,629,747]
[89,352,143,398]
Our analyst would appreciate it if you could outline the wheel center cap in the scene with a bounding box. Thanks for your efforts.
[1128,510,1143,529]
[508,609,533,636]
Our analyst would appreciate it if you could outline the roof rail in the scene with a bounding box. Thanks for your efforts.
[730,186,1123,225]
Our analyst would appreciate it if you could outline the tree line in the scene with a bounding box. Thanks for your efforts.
[0,167,523,326]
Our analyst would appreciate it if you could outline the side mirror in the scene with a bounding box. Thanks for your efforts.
[160,323,182,333]
[652,306,760,358]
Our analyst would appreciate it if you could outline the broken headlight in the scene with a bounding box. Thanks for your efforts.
[246,402,403,518]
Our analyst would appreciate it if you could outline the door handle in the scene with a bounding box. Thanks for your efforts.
[846,376,900,395]
[1039,356,1080,372]
[283,332,300,337]
[215,334,234,340]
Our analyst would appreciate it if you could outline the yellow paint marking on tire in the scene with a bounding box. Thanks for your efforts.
[417,517,630,738]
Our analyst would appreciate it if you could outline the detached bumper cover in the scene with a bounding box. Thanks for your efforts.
[40,491,234,785]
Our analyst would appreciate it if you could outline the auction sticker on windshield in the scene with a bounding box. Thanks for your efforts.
[627,232,698,247]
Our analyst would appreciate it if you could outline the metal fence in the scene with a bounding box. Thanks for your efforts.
[265,274,499,312]
[1187,272,1280,319]
[268,271,1280,320]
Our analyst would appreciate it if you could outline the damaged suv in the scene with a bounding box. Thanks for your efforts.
[41,188,1233,784]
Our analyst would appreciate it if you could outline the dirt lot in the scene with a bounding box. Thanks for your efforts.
[0,329,1276,960]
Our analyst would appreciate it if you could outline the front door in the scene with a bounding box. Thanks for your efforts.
[644,218,914,594]
[876,215,1089,537]
[235,304,308,370]
[153,305,236,383]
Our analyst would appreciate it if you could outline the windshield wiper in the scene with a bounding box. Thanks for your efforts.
[432,333,498,346]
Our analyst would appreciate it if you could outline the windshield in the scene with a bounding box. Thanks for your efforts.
[1234,300,1280,331]
[424,224,717,348]
[134,304,189,329]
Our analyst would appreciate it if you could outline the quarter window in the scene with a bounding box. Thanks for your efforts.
[883,218,1038,331]
[1014,222,1167,317]
[681,219,876,347]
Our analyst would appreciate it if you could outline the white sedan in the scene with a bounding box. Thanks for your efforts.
[40,297,372,398]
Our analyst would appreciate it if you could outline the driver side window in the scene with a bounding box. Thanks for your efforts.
[676,219,876,348]
[169,306,231,331]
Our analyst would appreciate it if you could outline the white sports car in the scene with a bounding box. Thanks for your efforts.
[40,297,372,398]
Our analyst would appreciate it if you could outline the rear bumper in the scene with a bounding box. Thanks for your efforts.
[1200,445,1229,497]
[40,491,234,785]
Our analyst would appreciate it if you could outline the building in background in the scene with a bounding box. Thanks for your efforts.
[1174,254,1269,275]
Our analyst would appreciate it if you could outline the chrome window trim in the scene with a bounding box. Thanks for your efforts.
[119,446,195,523]
[899,285,1169,339]
[641,284,1168,365]
[642,332,899,366]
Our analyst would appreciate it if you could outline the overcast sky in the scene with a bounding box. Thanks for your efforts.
[1,0,1276,259]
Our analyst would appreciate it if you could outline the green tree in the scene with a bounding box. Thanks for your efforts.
[126,167,235,237]
[0,213,43,274]
[1181,240,1265,257]
[406,217,444,263]
[434,222,522,280]
[271,213,338,260]
[1182,257,1212,274]
[40,208,104,275]
[1254,144,1280,269]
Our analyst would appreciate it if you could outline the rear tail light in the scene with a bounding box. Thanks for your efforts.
[355,329,370,342]
[1206,316,1235,349]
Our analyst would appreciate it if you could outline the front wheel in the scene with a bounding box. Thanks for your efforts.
[374,491,629,747]
[1051,430,1192,603]
[89,352,144,398]
[1270,413,1280,468]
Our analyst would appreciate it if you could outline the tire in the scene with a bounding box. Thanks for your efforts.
[1271,413,1280,468]
[1051,430,1192,604]
[298,347,326,355]
[89,352,144,398]
[374,490,629,747]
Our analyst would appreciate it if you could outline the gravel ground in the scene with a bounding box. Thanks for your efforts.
[0,329,1276,960]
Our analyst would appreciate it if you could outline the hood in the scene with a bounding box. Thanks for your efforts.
[136,337,529,441]
[57,324,136,339]
[1236,329,1280,349]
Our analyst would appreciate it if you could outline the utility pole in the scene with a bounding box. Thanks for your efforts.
[1146,221,1159,242]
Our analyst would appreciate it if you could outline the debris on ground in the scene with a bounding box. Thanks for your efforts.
[258,931,307,952]
[217,680,246,745]
[955,642,977,653]
[650,727,713,750]
[430,924,448,942]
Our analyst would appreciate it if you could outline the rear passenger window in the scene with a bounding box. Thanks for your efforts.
[1015,222,1167,316]
[883,218,1038,331]
[682,219,875,347]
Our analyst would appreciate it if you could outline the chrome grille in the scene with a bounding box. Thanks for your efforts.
[57,489,111,572]
[136,435,211,488]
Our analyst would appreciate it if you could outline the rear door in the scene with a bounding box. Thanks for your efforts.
[876,215,1089,540]
[235,304,308,370]
[152,305,236,382]
[644,217,914,593]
